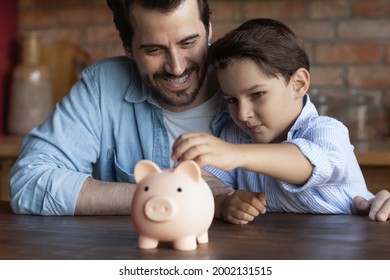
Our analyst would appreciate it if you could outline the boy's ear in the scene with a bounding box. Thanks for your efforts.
[291,68,310,98]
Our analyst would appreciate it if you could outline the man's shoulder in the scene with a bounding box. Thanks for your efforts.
[85,55,133,72]
[80,56,144,93]
[82,56,139,81]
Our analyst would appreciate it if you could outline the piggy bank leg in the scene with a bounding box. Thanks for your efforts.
[138,235,159,249]
[197,231,209,244]
[173,235,197,251]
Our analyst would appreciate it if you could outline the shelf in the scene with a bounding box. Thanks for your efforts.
[353,138,390,167]
[0,135,23,157]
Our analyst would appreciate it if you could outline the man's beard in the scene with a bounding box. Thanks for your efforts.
[146,62,208,107]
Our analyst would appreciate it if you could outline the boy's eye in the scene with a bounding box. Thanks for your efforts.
[251,92,265,100]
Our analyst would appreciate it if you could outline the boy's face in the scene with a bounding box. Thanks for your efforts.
[217,59,305,144]
[128,0,211,112]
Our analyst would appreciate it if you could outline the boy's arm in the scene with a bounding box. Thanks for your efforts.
[232,143,313,185]
[172,132,313,186]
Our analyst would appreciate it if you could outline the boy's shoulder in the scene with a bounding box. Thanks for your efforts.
[298,95,348,132]
[308,114,347,129]
[221,120,252,144]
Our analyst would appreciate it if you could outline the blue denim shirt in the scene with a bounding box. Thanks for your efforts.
[9,56,230,215]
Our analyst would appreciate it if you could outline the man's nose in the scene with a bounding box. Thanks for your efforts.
[164,49,186,76]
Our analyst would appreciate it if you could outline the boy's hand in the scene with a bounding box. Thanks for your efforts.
[221,190,266,225]
[172,132,240,170]
[352,190,390,221]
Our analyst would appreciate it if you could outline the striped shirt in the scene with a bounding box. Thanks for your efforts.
[206,94,374,214]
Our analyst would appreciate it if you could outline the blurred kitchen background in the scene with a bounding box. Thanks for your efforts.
[1,0,390,141]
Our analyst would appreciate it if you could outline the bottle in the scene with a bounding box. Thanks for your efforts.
[310,89,329,116]
[7,32,53,135]
[344,90,387,142]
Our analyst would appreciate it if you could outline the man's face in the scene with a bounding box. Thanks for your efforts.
[128,0,211,111]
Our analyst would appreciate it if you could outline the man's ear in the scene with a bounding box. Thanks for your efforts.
[125,47,133,60]
[208,22,213,44]
[291,68,310,98]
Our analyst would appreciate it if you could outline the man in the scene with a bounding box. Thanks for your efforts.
[9,0,389,220]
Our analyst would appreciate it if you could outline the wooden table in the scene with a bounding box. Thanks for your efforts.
[0,201,389,260]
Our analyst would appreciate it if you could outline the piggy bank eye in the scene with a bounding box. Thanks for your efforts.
[177,187,182,192]
[144,186,149,192]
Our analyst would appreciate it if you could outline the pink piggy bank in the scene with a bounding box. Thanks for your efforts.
[131,160,214,251]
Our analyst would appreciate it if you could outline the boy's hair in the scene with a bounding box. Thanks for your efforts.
[208,18,310,84]
[107,0,211,55]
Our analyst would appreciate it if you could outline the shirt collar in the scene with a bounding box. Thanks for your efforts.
[287,93,318,140]
[122,60,160,106]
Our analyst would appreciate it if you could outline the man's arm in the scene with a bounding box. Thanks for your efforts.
[75,169,234,216]
[75,177,137,215]
[201,169,234,197]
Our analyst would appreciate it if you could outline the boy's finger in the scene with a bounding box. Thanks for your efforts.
[351,196,370,215]
[254,192,266,205]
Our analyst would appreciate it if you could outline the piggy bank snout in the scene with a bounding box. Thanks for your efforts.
[144,196,177,222]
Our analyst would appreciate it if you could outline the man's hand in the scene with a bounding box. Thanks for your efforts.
[352,190,390,221]
[201,169,234,196]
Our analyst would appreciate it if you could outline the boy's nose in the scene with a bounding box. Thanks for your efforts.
[237,103,253,122]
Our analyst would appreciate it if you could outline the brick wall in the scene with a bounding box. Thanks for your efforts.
[18,0,390,115]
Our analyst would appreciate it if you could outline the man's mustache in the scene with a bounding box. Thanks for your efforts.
[154,66,197,79]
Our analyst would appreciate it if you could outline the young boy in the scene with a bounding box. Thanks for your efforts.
[172,18,374,224]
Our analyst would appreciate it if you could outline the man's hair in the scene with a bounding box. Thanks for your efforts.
[107,0,211,54]
[208,18,310,84]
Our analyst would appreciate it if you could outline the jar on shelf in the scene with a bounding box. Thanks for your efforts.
[310,89,344,121]
[7,32,53,135]
[310,89,329,116]
[344,90,388,142]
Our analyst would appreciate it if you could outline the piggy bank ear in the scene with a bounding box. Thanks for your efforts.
[174,160,202,183]
[134,160,162,183]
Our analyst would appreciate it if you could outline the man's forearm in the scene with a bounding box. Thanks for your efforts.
[75,177,136,215]
[201,169,234,220]
[74,170,233,216]
[201,169,234,196]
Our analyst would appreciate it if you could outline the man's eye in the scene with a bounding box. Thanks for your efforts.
[182,40,196,48]
[226,98,237,105]
[145,48,162,55]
